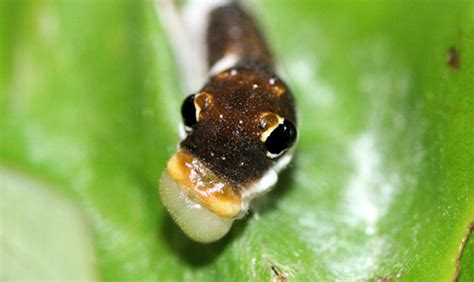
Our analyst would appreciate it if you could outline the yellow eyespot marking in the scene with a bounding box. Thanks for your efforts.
[272,85,285,97]
[259,112,284,142]
[194,92,212,122]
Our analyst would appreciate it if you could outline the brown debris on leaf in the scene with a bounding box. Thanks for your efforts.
[270,265,287,282]
[453,220,474,282]
[446,46,460,71]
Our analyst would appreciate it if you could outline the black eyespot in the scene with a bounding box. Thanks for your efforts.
[264,119,297,156]
[181,94,197,129]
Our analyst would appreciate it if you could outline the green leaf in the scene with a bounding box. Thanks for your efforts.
[1,0,473,281]
[0,169,97,281]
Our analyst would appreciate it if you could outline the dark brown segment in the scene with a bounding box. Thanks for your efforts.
[207,3,274,68]
[180,64,296,190]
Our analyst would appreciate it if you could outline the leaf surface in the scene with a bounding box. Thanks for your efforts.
[1,1,473,281]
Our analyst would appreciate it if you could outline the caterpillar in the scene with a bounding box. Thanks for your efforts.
[157,0,297,243]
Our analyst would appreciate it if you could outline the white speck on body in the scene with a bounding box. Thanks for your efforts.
[230,69,238,76]
[239,120,243,124]
[205,182,225,195]
[221,156,226,161]
[252,84,258,89]
[219,114,223,119]
[269,78,276,85]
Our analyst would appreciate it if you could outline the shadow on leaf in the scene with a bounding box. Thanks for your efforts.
[160,212,247,266]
